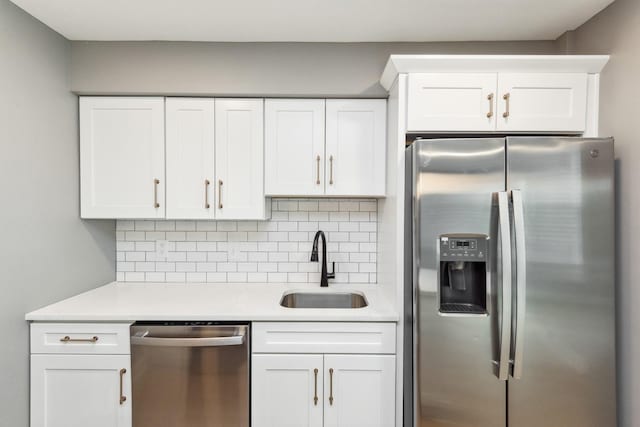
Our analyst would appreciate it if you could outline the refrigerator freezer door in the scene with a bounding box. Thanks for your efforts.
[506,137,616,427]
[412,138,507,427]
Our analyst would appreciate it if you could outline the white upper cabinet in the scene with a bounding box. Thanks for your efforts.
[265,99,325,196]
[80,97,165,219]
[496,73,588,132]
[406,72,589,133]
[165,98,215,219]
[407,73,498,132]
[215,99,267,220]
[325,99,386,197]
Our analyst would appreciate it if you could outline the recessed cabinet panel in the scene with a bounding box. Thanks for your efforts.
[31,354,132,427]
[80,97,165,219]
[325,100,386,197]
[265,99,325,196]
[165,98,215,219]
[215,99,267,220]
[323,355,396,427]
[407,73,498,132]
[496,73,588,132]
[252,354,324,427]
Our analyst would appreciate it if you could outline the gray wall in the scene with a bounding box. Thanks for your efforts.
[560,1,639,425]
[70,40,557,96]
[0,1,115,426]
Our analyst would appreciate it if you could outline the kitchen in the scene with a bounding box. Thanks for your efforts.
[1,0,636,426]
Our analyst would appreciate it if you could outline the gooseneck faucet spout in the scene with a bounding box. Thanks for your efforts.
[311,230,335,287]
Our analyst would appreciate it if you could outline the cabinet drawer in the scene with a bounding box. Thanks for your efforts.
[31,323,131,355]
[252,322,396,354]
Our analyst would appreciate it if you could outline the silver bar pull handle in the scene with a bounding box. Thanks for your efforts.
[316,155,321,185]
[329,155,334,185]
[487,93,494,118]
[131,332,245,348]
[153,179,160,208]
[218,179,223,209]
[328,368,334,405]
[511,189,527,379]
[313,368,319,406]
[503,93,511,118]
[497,191,513,381]
[205,179,211,209]
[119,368,127,405]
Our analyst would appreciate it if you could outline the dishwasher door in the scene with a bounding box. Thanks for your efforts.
[131,322,249,427]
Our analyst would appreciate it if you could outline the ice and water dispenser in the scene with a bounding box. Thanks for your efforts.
[438,234,488,315]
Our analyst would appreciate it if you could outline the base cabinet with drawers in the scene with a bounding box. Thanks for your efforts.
[251,322,397,427]
[30,323,132,427]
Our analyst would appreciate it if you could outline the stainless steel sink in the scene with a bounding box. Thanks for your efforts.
[280,291,368,309]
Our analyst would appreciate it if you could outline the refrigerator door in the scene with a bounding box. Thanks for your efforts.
[412,138,507,427]
[506,137,616,427]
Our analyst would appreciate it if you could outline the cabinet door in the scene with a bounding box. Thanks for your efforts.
[31,354,131,427]
[265,99,325,196]
[252,354,324,427]
[407,73,498,132]
[325,99,386,197]
[323,355,395,427]
[80,97,165,219]
[496,73,587,132]
[215,99,267,219]
[165,98,215,219]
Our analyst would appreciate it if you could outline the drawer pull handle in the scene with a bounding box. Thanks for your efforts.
[60,336,99,343]
[119,368,127,405]
[313,368,319,405]
[218,179,223,209]
[503,93,511,118]
[329,368,334,405]
[153,179,160,208]
[487,93,494,118]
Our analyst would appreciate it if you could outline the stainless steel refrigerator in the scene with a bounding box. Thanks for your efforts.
[404,137,616,427]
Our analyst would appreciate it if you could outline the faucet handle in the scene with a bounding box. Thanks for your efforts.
[327,262,336,279]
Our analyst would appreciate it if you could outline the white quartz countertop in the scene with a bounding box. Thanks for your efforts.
[25,282,398,322]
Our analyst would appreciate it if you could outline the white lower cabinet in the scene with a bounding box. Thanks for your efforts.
[30,323,132,427]
[252,322,397,427]
[31,354,131,427]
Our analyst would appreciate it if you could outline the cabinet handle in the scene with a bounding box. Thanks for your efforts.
[205,179,211,209]
[218,179,223,209]
[487,93,494,118]
[119,368,127,405]
[329,368,334,405]
[313,368,319,406]
[329,156,334,185]
[316,155,321,185]
[60,336,98,343]
[503,93,511,118]
[153,179,160,208]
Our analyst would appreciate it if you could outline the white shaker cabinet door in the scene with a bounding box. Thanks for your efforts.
[407,73,498,132]
[325,99,386,197]
[80,97,165,219]
[31,354,132,427]
[323,354,396,427]
[265,99,325,196]
[215,99,267,220]
[252,354,324,427]
[165,98,215,219]
[496,73,588,132]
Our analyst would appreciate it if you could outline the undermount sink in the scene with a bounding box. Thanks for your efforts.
[280,291,368,309]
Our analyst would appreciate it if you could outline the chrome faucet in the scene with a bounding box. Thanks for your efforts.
[310,230,335,287]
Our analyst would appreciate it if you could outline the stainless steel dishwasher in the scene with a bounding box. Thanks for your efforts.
[130,322,249,427]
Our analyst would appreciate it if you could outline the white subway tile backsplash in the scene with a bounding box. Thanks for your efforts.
[117,198,377,283]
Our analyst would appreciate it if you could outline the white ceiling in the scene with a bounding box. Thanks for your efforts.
[10,0,614,42]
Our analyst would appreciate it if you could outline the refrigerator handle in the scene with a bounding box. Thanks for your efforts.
[511,189,527,379]
[497,191,513,381]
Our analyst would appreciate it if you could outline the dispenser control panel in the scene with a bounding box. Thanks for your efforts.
[439,234,488,261]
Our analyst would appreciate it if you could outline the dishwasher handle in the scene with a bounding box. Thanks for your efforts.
[131,331,245,348]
